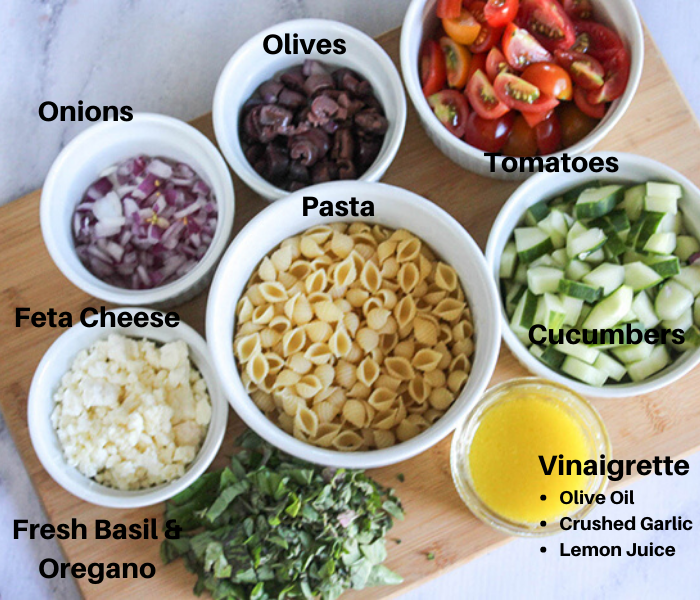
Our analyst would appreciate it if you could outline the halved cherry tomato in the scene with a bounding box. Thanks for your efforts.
[522,62,573,100]
[502,23,552,71]
[467,69,511,119]
[420,40,447,97]
[522,108,552,128]
[486,47,511,81]
[554,50,604,90]
[428,90,471,137]
[571,33,590,54]
[519,0,576,52]
[562,0,593,20]
[443,8,482,46]
[484,0,519,28]
[467,2,504,54]
[467,52,488,84]
[574,86,605,118]
[535,111,562,154]
[464,111,515,152]
[494,72,560,112]
[558,102,597,147]
[502,114,538,156]
[574,21,624,62]
[437,0,462,19]
[440,37,472,89]
[587,48,631,104]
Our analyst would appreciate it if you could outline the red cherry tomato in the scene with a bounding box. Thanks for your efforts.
[467,51,488,84]
[468,2,504,54]
[587,48,631,104]
[467,69,511,119]
[522,108,552,128]
[502,23,553,71]
[558,102,597,147]
[464,111,515,152]
[535,111,562,154]
[574,21,625,63]
[554,50,605,91]
[519,0,576,52]
[420,40,447,97]
[437,0,462,19]
[522,62,573,100]
[440,36,472,89]
[486,47,511,81]
[484,0,519,28]
[502,114,538,156]
[494,72,560,113]
[562,0,594,20]
[574,86,605,119]
[428,90,471,138]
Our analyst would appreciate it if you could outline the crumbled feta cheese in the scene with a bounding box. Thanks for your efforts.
[51,334,212,491]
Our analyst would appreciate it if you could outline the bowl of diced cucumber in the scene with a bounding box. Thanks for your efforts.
[485,152,700,398]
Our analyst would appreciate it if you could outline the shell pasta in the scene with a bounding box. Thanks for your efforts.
[233,222,475,451]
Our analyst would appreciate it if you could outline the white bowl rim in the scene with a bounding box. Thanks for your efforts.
[28,307,228,508]
[485,151,700,398]
[213,18,407,201]
[207,180,502,467]
[40,112,235,305]
[399,0,645,167]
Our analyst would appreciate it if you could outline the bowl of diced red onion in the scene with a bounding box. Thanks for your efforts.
[40,113,235,307]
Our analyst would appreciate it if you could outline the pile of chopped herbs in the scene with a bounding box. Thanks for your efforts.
[161,431,404,600]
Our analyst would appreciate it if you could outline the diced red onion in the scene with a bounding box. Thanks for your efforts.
[73,155,218,289]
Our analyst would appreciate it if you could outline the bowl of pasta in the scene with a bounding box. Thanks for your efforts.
[206,181,501,467]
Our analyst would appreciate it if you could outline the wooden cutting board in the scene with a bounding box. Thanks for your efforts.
[3,25,700,600]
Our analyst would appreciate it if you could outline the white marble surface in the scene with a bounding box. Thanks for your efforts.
[2,1,700,599]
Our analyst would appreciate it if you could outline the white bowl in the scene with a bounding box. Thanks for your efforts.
[28,308,228,508]
[213,18,407,201]
[41,113,235,308]
[485,152,700,398]
[207,180,502,468]
[400,0,644,181]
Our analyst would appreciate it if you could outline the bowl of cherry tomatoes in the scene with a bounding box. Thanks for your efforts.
[400,0,644,180]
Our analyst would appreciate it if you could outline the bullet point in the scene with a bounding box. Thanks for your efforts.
[540,547,546,553]
[540,494,546,501]
[540,521,547,527]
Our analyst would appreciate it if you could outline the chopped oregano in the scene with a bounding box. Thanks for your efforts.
[161,431,404,600]
[426,552,435,560]
[396,473,405,483]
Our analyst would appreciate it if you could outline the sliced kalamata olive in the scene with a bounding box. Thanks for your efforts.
[289,160,310,183]
[289,129,330,167]
[264,144,289,180]
[288,181,307,192]
[280,66,306,91]
[332,128,355,162]
[303,59,329,77]
[303,73,334,96]
[321,120,339,134]
[357,138,382,169]
[278,88,306,108]
[259,104,293,129]
[243,106,263,141]
[355,110,389,135]
[311,160,338,184]
[244,144,264,165]
[337,159,357,180]
[259,80,284,103]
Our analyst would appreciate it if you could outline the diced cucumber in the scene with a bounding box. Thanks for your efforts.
[623,261,663,292]
[634,212,666,251]
[674,265,700,296]
[562,356,608,387]
[582,285,634,330]
[670,325,700,351]
[589,322,645,350]
[619,308,638,323]
[525,201,551,225]
[538,210,569,249]
[500,242,518,279]
[565,259,592,281]
[627,345,671,382]
[583,263,625,297]
[644,232,676,255]
[575,185,624,220]
[695,297,700,327]
[607,210,631,233]
[557,338,600,364]
[551,249,569,268]
[542,293,566,330]
[567,220,588,243]
[662,308,693,334]
[603,230,627,258]
[515,227,554,263]
[529,344,544,359]
[612,341,654,364]
[530,254,557,268]
[675,236,700,262]
[505,282,526,315]
[540,345,567,370]
[644,195,678,215]
[583,248,605,264]
[514,262,528,284]
[528,266,565,295]
[563,182,599,204]
[558,278,601,303]
[657,212,678,233]
[643,255,681,279]
[623,184,646,222]
[594,353,627,382]
[656,280,695,321]
[510,292,532,346]
[646,181,682,202]
[561,295,584,326]
[519,290,539,329]
[632,291,660,329]
[568,228,607,259]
